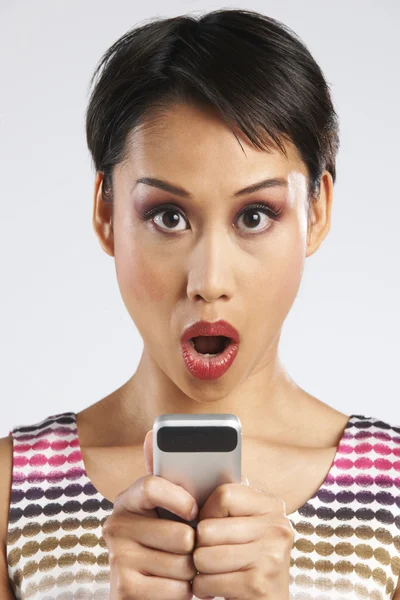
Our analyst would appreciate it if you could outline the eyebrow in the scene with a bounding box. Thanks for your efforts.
[133,176,288,199]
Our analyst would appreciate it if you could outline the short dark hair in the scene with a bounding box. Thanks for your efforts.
[85,8,340,218]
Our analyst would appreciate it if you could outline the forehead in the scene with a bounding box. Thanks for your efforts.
[124,101,305,174]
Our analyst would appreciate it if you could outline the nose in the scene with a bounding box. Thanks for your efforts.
[186,227,235,303]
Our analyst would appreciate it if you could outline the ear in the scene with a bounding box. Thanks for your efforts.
[92,171,114,257]
[306,170,333,257]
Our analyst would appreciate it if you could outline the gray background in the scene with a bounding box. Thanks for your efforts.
[0,0,399,434]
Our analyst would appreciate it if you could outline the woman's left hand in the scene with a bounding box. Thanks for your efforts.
[191,478,295,600]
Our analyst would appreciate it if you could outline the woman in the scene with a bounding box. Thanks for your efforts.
[1,8,399,600]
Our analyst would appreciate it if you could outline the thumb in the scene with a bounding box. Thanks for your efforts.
[143,430,153,475]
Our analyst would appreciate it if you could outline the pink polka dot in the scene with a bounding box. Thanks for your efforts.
[49,454,67,467]
[355,457,373,470]
[335,458,354,470]
[51,440,69,451]
[67,451,83,464]
[373,458,392,471]
[338,444,354,455]
[373,443,392,456]
[29,454,47,467]
[32,439,50,451]
[354,442,373,455]
[13,444,31,453]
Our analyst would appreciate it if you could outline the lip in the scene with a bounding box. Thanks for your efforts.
[180,319,240,344]
[180,319,240,380]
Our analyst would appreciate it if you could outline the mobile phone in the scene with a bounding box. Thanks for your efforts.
[152,413,242,528]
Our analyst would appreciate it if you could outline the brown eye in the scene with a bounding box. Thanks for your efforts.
[236,207,272,232]
[155,209,187,231]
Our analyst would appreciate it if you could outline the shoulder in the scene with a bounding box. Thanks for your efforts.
[0,435,14,597]
[346,413,400,464]
[348,413,400,436]
[0,435,13,543]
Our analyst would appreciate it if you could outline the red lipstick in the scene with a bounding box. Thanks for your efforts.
[180,319,240,380]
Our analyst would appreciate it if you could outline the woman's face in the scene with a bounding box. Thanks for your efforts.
[96,101,330,397]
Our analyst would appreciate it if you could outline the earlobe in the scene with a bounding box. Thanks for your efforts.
[92,172,115,257]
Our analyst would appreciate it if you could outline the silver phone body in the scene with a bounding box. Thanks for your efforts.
[153,413,242,528]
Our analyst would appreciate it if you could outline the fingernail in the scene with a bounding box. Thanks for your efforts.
[190,504,198,520]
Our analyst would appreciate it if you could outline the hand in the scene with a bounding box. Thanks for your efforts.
[191,481,295,600]
[101,430,198,600]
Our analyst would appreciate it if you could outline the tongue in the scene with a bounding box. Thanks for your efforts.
[192,336,226,354]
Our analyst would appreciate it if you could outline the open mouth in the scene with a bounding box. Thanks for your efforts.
[189,335,231,357]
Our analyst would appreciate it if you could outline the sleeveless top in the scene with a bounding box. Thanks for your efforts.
[5,411,400,600]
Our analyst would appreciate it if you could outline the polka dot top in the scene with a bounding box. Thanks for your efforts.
[5,412,400,599]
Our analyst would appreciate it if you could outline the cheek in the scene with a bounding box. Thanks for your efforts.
[114,241,169,305]
[255,229,306,321]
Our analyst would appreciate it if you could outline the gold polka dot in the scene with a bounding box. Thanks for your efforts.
[95,570,110,584]
[59,534,79,549]
[97,552,109,567]
[82,516,101,530]
[7,547,21,567]
[21,541,40,558]
[296,538,314,553]
[40,537,59,552]
[23,523,41,538]
[334,542,353,557]
[6,528,21,545]
[374,547,391,566]
[56,571,75,587]
[76,569,95,584]
[37,574,56,593]
[355,543,374,560]
[355,563,372,580]
[61,517,80,531]
[371,567,387,586]
[42,520,60,534]
[315,559,334,574]
[23,560,38,579]
[375,527,392,545]
[58,552,77,568]
[79,533,99,548]
[334,560,353,575]
[39,555,57,571]
[355,525,374,540]
[315,541,334,557]
[78,551,97,566]
[336,524,354,539]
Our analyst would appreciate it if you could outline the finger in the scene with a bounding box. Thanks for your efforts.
[194,539,258,573]
[143,429,153,475]
[193,569,249,600]
[195,513,279,547]
[111,568,193,600]
[114,474,198,523]
[104,508,196,554]
[198,483,285,521]
[109,540,197,581]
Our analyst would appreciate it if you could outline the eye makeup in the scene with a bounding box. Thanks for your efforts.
[136,199,284,233]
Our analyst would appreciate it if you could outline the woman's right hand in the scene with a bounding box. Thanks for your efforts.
[101,431,199,600]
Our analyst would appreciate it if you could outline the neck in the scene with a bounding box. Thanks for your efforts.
[109,342,315,446]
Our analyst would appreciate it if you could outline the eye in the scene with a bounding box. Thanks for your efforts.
[151,207,188,232]
[236,204,277,232]
[140,202,283,233]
